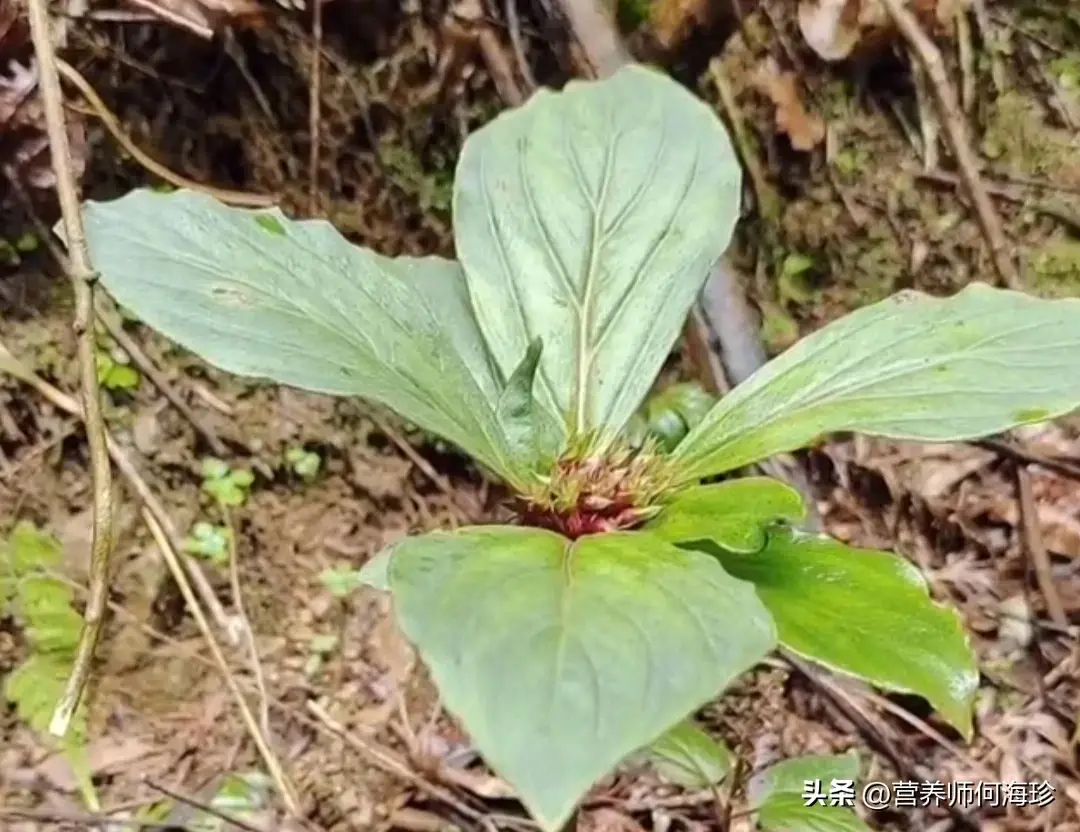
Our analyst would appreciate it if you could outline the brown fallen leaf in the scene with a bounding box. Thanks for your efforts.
[648,0,751,50]
[752,57,825,151]
[0,2,88,225]
[797,0,969,63]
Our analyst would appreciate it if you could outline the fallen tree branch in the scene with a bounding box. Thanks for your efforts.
[26,0,115,739]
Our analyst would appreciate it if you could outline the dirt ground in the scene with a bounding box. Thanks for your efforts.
[2,1,1080,830]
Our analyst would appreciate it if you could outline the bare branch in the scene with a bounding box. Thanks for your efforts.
[26,0,115,738]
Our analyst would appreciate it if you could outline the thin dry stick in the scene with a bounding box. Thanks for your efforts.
[0,347,232,632]
[877,0,1020,290]
[95,298,229,457]
[0,808,183,830]
[56,58,276,208]
[26,0,115,738]
[306,700,483,822]
[859,688,996,778]
[224,505,272,738]
[308,0,323,214]
[144,779,269,832]
[370,414,474,523]
[142,506,302,815]
[709,59,777,222]
[1016,465,1069,628]
[505,0,537,91]
[974,438,1080,483]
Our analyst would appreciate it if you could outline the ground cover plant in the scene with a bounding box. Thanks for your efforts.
[76,64,1080,831]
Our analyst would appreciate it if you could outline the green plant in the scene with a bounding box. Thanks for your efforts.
[94,347,140,390]
[199,457,254,507]
[77,66,1080,830]
[183,520,231,564]
[285,446,321,482]
[1,522,95,807]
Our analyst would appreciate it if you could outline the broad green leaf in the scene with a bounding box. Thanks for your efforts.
[674,284,1080,482]
[81,189,552,488]
[748,753,872,832]
[648,478,806,553]
[642,720,733,788]
[388,526,776,831]
[747,752,860,807]
[703,530,978,737]
[454,65,742,437]
[627,382,719,452]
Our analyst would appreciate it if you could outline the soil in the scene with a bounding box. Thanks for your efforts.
[2,1,1080,831]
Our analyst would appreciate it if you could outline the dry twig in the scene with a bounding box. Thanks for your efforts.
[224,505,273,738]
[0,808,185,829]
[145,778,272,832]
[1016,464,1069,628]
[974,438,1080,484]
[505,0,537,91]
[26,0,115,738]
[0,345,233,632]
[306,700,483,822]
[95,298,229,456]
[877,0,1020,290]
[56,58,276,207]
[142,508,302,815]
[308,0,323,214]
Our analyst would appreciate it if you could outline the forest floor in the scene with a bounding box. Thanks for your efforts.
[2,1,1080,830]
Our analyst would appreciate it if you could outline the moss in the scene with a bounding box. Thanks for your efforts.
[1027,238,1080,298]
[379,140,453,214]
[981,91,1078,177]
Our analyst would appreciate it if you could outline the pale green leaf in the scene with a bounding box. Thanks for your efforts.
[388,526,776,831]
[454,64,742,437]
[642,720,733,788]
[674,284,1080,482]
[648,478,806,553]
[747,752,860,807]
[353,549,392,593]
[749,753,872,832]
[703,530,978,737]
[319,566,375,597]
[81,189,548,487]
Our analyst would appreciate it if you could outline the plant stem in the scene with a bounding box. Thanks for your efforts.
[26,0,116,739]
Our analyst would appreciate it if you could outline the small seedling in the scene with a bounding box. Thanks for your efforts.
[183,521,231,564]
[200,457,254,507]
[285,446,321,482]
[94,348,140,391]
[304,633,339,676]
[80,65,1080,831]
[318,565,368,599]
